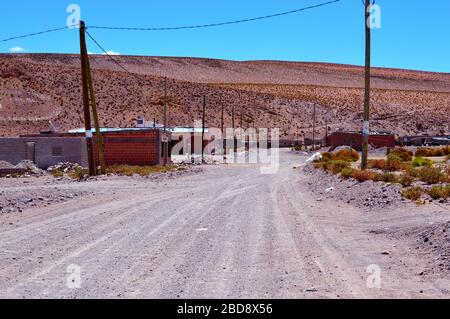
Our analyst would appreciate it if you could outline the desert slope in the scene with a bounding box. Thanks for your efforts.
[0,54,449,139]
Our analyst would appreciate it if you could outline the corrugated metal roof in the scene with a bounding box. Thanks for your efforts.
[68,127,209,134]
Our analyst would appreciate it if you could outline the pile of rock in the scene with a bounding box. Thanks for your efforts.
[0,161,15,169]
[415,222,450,274]
[0,160,44,177]
[47,162,83,173]
[15,160,44,175]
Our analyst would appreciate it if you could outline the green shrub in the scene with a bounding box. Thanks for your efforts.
[68,167,89,180]
[426,186,450,200]
[325,160,351,174]
[398,174,414,187]
[412,157,433,168]
[401,187,424,201]
[386,153,406,171]
[341,167,356,179]
[389,148,413,162]
[50,170,64,178]
[373,172,398,183]
[320,152,333,162]
[416,167,445,185]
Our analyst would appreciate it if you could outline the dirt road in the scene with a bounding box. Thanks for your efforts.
[0,149,449,299]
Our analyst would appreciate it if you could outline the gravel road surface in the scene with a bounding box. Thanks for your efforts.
[1,149,449,299]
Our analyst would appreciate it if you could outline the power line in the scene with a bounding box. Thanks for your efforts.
[85,29,138,76]
[0,24,78,43]
[1,1,340,43]
[88,0,341,31]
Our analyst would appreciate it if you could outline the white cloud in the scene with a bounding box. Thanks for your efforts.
[103,50,120,56]
[9,46,27,53]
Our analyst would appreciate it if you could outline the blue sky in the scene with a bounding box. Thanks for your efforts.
[1,0,449,73]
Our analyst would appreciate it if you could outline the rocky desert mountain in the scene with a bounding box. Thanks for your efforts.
[1,53,449,139]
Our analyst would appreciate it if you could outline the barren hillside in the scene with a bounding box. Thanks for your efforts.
[1,53,449,139]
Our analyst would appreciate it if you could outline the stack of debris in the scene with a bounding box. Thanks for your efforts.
[47,162,83,174]
[0,160,43,176]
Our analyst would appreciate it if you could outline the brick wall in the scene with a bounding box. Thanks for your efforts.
[89,130,163,166]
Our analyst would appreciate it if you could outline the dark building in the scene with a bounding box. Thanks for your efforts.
[327,131,396,151]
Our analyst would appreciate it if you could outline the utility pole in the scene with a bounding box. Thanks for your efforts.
[232,105,237,154]
[325,116,329,147]
[362,0,372,170]
[202,95,206,163]
[85,56,106,175]
[163,77,168,166]
[221,104,226,160]
[312,104,317,151]
[231,106,235,129]
[79,21,96,176]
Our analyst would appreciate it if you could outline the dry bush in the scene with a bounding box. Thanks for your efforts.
[106,165,178,176]
[353,170,376,183]
[373,172,398,183]
[416,167,446,185]
[426,186,450,200]
[320,149,359,163]
[68,167,89,180]
[398,174,414,187]
[332,149,360,162]
[340,167,356,179]
[369,159,388,170]
[415,147,450,157]
[388,148,413,162]
[401,187,424,201]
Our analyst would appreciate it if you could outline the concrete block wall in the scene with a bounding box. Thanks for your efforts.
[0,137,87,169]
[0,138,27,165]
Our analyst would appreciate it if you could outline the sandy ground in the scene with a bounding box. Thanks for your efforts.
[0,149,449,299]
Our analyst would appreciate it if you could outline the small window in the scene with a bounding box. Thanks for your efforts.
[52,146,63,157]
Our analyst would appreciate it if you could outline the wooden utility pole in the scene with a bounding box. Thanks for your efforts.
[312,104,317,150]
[325,116,329,147]
[232,105,237,154]
[163,77,168,166]
[85,54,106,175]
[221,104,226,159]
[231,106,235,129]
[362,0,372,170]
[79,21,96,176]
[202,95,206,162]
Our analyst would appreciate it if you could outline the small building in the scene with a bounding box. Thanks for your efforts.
[0,127,168,169]
[66,128,169,167]
[327,131,396,151]
[0,136,88,168]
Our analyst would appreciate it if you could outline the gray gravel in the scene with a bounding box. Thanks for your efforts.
[1,150,450,298]
[302,165,404,211]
